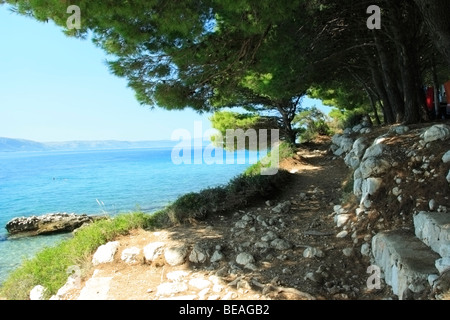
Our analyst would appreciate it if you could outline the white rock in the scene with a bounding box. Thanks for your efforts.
[303,247,324,258]
[443,151,450,163]
[435,258,450,274]
[342,248,353,257]
[353,178,363,197]
[164,245,189,266]
[429,199,438,211]
[447,170,450,184]
[392,187,402,196]
[270,238,292,250]
[234,221,247,229]
[210,250,224,263]
[335,214,352,228]
[236,252,255,265]
[261,231,278,242]
[361,178,382,201]
[340,137,354,153]
[359,157,391,179]
[391,125,410,135]
[361,243,371,256]
[143,242,165,262]
[336,231,348,238]
[255,241,269,249]
[362,143,388,160]
[92,241,120,266]
[156,282,188,296]
[272,201,291,214]
[54,274,80,299]
[76,276,112,300]
[166,271,189,282]
[428,274,439,286]
[30,285,46,300]
[356,208,365,216]
[422,124,450,143]
[189,244,209,264]
[121,247,140,264]
[189,278,211,290]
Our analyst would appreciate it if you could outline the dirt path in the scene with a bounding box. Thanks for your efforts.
[58,138,396,300]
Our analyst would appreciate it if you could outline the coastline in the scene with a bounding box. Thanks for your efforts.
[0,142,294,299]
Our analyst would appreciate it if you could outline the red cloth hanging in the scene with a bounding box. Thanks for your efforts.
[426,87,434,110]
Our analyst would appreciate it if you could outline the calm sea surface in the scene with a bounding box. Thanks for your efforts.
[0,147,259,284]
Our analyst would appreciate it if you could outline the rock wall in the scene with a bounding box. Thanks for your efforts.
[330,123,450,299]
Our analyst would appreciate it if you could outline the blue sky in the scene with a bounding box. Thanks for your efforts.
[0,6,331,142]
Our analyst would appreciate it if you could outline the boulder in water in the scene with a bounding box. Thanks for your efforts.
[5,213,107,237]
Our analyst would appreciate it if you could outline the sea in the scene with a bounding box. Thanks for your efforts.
[0,146,261,285]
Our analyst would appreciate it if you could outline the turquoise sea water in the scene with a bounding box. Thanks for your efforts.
[0,147,259,284]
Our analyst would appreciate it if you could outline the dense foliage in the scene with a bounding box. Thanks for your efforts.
[1,0,449,139]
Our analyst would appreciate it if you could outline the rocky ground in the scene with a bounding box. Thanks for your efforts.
[32,119,450,301]
[49,138,396,301]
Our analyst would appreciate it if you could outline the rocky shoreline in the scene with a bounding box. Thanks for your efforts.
[5,213,108,238]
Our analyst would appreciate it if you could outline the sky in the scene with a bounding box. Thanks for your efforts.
[0,6,331,143]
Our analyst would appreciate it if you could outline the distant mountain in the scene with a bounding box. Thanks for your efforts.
[0,137,180,152]
[0,137,47,152]
[0,137,209,152]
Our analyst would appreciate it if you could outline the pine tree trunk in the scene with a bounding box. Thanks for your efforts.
[364,48,395,124]
[374,33,405,122]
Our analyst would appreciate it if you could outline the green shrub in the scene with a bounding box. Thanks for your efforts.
[0,212,154,300]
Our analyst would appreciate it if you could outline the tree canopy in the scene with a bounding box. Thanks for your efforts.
[2,0,449,143]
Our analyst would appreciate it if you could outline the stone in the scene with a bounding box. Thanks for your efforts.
[371,230,440,300]
[5,213,106,237]
[342,248,353,257]
[272,201,291,214]
[53,273,80,299]
[143,242,165,262]
[92,241,119,266]
[435,258,450,274]
[77,276,112,300]
[353,178,363,197]
[422,124,450,143]
[429,199,438,211]
[121,247,140,264]
[30,285,46,300]
[361,178,382,204]
[414,212,450,258]
[156,282,189,296]
[447,171,450,184]
[359,157,391,179]
[270,238,292,250]
[336,231,348,238]
[189,278,211,290]
[340,137,355,153]
[443,151,450,164]
[166,271,189,282]
[303,247,324,258]
[261,231,278,242]
[189,244,209,264]
[255,241,269,249]
[392,187,402,197]
[164,245,189,266]
[335,214,352,228]
[390,125,410,135]
[361,243,371,256]
[428,274,439,286]
[362,143,388,161]
[210,250,224,263]
[236,252,255,265]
